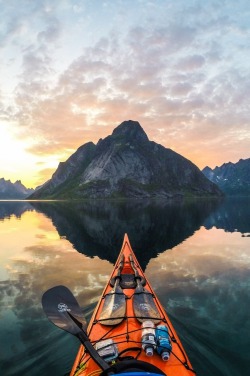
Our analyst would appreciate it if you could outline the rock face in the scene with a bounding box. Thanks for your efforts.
[202,158,250,196]
[0,178,34,199]
[29,120,222,199]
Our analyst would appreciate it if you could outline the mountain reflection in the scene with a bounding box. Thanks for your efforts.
[0,201,34,220]
[1,198,249,268]
[204,197,250,234]
[31,199,220,268]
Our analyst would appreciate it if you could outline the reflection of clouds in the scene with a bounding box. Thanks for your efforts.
[0,209,113,374]
[146,227,250,375]
[10,244,113,305]
[2,243,112,352]
[1,205,250,375]
[147,227,250,332]
[35,234,46,239]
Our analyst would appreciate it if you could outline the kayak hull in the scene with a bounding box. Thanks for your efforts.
[70,234,194,376]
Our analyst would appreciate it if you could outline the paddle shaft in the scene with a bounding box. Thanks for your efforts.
[77,331,110,370]
[129,255,140,278]
[130,256,147,294]
[110,255,124,286]
[129,255,145,288]
[117,255,124,276]
[67,310,109,369]
[42,286,110,372]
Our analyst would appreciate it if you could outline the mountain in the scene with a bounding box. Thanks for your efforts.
[0,178,34,199]
[202,158,250,196]
[29,120,222,199]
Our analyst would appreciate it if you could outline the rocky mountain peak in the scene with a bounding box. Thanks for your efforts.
[29,120,223,199]
[202,158,250,195]
[112,120,149,143]
[0,178,34,199]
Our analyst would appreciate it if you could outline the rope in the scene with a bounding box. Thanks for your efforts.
[72,258,196,375]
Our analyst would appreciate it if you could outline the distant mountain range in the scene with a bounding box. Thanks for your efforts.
[0,178,34,199]
[202,158,250,196]
[29,120,222,199]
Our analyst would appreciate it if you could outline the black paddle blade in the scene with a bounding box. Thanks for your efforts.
[42,285,87,335]
[99,280,126,325]
[133,283,161,324]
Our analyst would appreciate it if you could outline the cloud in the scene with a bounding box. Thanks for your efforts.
[37,17,62,44]
[33,167,55,187]
[1,0,249,184]
[176,55,206,71]
[171,82,194,97]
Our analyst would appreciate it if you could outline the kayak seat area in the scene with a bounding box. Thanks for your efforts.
[119,274,137,289]
[100,359,166,376]
[110,274,146,289]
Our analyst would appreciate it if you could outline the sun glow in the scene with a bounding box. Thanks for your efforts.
[0,123,40,188]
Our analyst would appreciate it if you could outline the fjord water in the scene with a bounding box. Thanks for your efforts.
[0,199,249,376]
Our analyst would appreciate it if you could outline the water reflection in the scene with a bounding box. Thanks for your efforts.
[31,199,221,268]
[146,227,250,375]
[204,197,250,234]
[0,200,34,220]
[0,199,250,376]
[0,210,113,376]
[1,198,249,268]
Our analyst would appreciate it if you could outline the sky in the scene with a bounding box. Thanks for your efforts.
[0,0,249,188]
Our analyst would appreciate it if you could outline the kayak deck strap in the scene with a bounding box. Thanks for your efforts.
[79,310,194,376]
[101,289,156,300]
[102,292,127,297]
[94,314,164,326]
[80,331,196,375]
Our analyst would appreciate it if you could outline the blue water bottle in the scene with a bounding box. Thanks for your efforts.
[155,325,172,361]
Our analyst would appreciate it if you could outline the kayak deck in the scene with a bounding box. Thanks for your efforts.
[70,234,195,376]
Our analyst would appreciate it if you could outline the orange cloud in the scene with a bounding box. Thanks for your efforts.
[1,1,249,187]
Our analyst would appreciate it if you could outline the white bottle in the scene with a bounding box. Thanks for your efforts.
[141,320,156,356]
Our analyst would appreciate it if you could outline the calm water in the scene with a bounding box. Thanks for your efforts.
[0,198,249,376]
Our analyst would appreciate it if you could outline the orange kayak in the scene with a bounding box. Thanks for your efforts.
[69,234,195,376]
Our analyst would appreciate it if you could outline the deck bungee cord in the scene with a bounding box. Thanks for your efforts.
[42,234,196,376]
[80,314,196,375]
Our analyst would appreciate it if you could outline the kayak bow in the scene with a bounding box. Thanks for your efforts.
[69,234,195,376]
